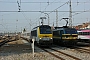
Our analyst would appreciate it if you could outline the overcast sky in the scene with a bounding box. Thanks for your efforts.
[0,0,90,33]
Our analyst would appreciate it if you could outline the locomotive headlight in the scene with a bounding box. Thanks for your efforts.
[40,38,42,39]
[65,37,67,38]
[50,38,52,39]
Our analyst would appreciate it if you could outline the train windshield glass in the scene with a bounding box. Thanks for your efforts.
[40,26,52,34]
[65,28,77,34]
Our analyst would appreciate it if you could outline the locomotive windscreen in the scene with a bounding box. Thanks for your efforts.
[40,25,52,34]
[65,28,77,34]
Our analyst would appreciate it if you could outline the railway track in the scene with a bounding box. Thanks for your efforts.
[0,36,19,47]
[50,48,81,60]
[39,47,81,60]
[41,48,65,60]
[0,40,9,47]
[73,46,90,54]
[0,40,17,47]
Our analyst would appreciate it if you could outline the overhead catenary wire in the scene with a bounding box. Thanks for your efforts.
[72,0,90,16]
[58,0,90,24]
[0,0,90,32]
[1,1,90,3]
[73,9,90,16]
[43,0,55,11]
[48,1,70,15]
[1,10,90,12]
[36,0,59,25]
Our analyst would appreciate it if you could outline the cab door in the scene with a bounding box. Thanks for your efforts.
[60,30,64,40]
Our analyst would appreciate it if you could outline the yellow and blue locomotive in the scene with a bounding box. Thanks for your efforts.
[30,25,53,46]
[52,26,78,46]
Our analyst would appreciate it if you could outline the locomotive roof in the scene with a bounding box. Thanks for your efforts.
[53,26,76,31]
[31,25,51,31]
[34,25,50,28]
[54,26,68,29]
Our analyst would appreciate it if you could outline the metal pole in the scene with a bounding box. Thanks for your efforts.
[32,39,34,58]
[56,10,58,27]
[31,39,34,57]
[69,0,72,27]
[16,20,18,35]
[41,19,43,25]
[29,19,32,31]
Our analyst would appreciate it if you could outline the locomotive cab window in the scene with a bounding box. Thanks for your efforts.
[65,28,77,34]
[40,28,52,34]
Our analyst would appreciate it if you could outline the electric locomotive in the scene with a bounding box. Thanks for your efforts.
[52,26,78,46]
[30,25,53,46]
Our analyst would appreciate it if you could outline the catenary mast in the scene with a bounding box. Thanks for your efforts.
[69,0,72,27]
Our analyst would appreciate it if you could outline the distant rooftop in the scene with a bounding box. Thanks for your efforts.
[73,22,90,30]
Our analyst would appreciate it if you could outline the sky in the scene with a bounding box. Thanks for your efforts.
[0,0,90,33]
